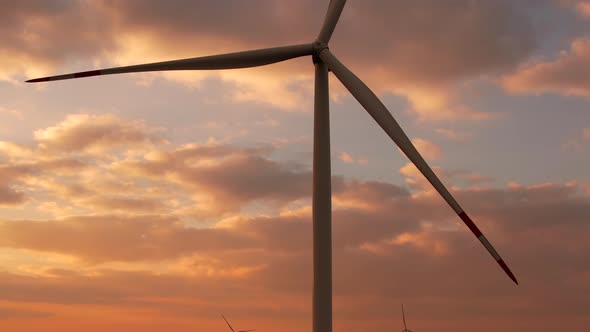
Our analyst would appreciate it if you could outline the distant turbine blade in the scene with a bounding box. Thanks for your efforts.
[402,304,407,330]
[238,329,256,332]
[317,0,347,44]
[221,314,236,332]
[26,43,314,83]
[319,49,518,285]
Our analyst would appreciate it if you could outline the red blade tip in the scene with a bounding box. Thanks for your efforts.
[498,259,519,285]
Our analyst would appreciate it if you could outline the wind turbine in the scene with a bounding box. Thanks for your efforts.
[401,304,413,332]
[27,1,518,332]
[221,314,255,332]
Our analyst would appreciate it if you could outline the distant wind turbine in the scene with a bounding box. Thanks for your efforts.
[27,1,518,332]
[221,314,255,332]
[401,304,413,332]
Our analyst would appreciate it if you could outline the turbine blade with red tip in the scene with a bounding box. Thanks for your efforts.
[319,49,518,285]
[26,43,314,83]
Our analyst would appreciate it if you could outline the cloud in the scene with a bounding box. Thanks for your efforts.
[411,138,443,161]
[1,114,313,217]
[435,128,469,143]
[116,0,534,119]
[0,142,33,160]
[503,37,590,96]
[577,2,590,18]
[34,114,164,154]
[4,1,537,118]
[338,151,368,165]
[333,0,535,121]
[0,186,25,206]
[0,215,257,263]
[561,0,590,19]
[0,180,588,331]
[339,152,354,163]
[118,141,311,216]
[0,116,588,330]
[0,165,33,206]
[0,0,116,82]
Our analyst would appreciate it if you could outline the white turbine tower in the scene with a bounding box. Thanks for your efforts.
[401,304,413,332]
[27,1,518,332]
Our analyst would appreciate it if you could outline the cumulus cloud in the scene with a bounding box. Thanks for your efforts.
[0,141,33,160]
[0,0,116,82]
[0,115,588,331]
[0,114,313,217]
[0,165,33,206]
[4,1,538,118]
[34,114,164,154]
[503,38,590,96]
[117,141,311,216]
[0,177,588,330]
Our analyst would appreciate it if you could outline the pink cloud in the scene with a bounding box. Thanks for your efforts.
[0,160,587,331]
[34,114,164,154]
[503,38,590,96]
[411,138,443,161]
[3,1,537,119]
[338,151,368,165]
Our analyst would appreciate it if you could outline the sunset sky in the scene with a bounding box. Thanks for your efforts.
[1,1,590,331]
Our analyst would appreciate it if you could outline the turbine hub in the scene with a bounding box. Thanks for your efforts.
[312,41,329,63]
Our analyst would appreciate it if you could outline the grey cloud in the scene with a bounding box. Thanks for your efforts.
[4,0,538,86]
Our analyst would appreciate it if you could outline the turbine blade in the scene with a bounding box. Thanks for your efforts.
[221,314,236,332]
[319,49,518,285]
[317,0,346,44]
[26,43,314,83]
[238,329,256,332]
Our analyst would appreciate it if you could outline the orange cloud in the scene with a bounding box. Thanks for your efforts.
[0,133,588,330]
[503,38,590,96]
[0,165,33,206]
[34,114,164,154]
[577,2,590,18]
[411,138,443,161]
[3,1,537,119]
[338,151,368,165]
